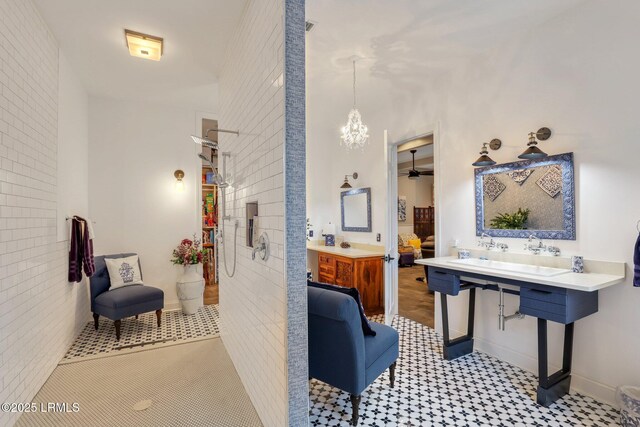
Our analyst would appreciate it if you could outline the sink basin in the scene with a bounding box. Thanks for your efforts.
[448,258,570,277]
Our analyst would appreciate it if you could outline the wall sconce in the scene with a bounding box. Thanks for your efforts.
[340,172,358,189]
[518,127,552,160]
[174,170,185,192]
[472,142,497,167]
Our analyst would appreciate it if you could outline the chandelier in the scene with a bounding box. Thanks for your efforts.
[340,59,369,149]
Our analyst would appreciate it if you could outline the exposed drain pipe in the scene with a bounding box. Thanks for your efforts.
[498,287,525,331]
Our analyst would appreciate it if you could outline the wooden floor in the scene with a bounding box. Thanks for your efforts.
[203,283,219,305]
[398,264,435,328]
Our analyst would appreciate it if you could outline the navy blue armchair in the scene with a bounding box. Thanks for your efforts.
[91,254,164,340]
[308,286,399,426]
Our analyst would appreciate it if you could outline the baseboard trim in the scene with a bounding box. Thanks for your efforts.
[165,302,181,311]
[450,327,617,407]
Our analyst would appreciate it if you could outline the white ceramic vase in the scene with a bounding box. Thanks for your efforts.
[176,264,204,315]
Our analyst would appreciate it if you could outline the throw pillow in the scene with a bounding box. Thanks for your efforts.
[407,239,421,250]
[105,255,143,289]
[308,281,376,336]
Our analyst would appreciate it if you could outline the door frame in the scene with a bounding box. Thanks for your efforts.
[384,123,442,325]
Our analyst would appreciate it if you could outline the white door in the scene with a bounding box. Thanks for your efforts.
[383,130,399,325]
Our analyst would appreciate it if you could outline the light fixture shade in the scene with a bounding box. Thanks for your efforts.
[341,108,369,149]
[518,145,548,159]
[125,29,163,61]
[340,180,352,189]
[472,155,496,167]
[472,143,496,167]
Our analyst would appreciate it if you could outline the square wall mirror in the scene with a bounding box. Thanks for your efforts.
[341,187,372,232]
[475,152,575,240]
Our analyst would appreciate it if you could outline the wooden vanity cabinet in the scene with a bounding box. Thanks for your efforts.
[317,252,383,314]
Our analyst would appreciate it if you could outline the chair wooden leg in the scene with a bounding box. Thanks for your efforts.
[389,361,397,388]
[156,309,162,327]
[350,394,361,426]
[114,319,121,341]
[93,313,99,330]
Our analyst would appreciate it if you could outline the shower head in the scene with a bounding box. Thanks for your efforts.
[197,153,228,188]
[191,135,218,149]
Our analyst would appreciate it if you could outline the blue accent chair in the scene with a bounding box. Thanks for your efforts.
[91,253,164,340]
[308,286,399,426]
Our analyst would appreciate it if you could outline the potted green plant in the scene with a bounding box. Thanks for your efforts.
[489,208,531,230]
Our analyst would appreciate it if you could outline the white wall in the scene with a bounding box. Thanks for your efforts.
[306,51,441,246]
[398,175,433,235]
[88,97,205,308]
[434,1,640,404]
[217,0,308,425]
[0,1,90,425]
[306,121,387,245]
[57,51,89,241]
[308,0,640,405]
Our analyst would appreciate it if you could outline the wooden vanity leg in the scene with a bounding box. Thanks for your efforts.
[440,288,476,360]
[537,319,574,406]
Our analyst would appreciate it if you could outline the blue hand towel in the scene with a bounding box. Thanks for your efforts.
[635,233,640,287]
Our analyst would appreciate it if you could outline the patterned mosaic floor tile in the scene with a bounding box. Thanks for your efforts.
[62,305,220,363]
[309,315,619,426]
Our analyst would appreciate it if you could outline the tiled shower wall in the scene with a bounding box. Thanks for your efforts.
[218,0,307,425]
[0,1,88,426]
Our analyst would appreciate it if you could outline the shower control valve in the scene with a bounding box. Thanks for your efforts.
[252,232,270,261]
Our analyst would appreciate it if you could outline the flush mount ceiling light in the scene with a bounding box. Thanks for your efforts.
[472,143,497,167]
[340,172,358,189]
[340,58,369,149]
[125,29,163,61]
[518,127,552,160]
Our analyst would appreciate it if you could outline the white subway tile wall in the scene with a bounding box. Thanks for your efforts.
[0,1,89,425]
[217,1,291,426]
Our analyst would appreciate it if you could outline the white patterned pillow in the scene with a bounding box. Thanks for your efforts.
[105,255,143,289]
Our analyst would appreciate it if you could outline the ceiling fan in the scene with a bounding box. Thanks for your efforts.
[399,149,434,180]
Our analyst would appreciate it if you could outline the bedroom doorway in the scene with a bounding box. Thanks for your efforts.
[396,135,436,328]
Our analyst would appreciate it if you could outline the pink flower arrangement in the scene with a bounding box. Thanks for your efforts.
[171,235,208,265]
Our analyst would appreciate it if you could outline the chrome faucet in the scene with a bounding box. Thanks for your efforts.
[525,234,546,255]
[495,242,509,252]
[546,245,561,256]
[478,233,496,249]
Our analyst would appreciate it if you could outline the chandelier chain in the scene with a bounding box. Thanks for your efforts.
[353,60,356,107]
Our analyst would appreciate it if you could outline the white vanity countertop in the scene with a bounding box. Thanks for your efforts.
[307,243,385,258]
[415,256,625,292]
